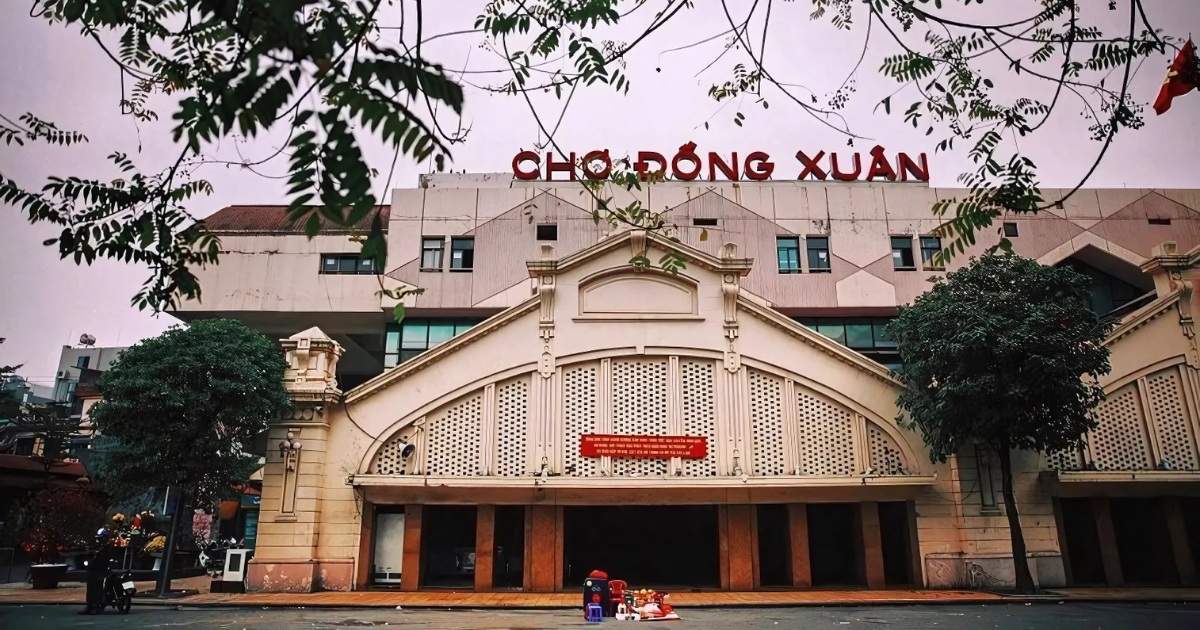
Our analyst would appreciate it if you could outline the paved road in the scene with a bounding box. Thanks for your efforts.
[2,602,1199,629]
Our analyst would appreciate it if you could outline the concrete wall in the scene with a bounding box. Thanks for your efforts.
[177,181,1200,320]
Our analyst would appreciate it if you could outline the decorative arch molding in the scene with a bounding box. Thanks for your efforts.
[358,347,918,478]
[575,267,701,320]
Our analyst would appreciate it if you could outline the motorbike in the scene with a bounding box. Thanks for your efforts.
[83,557,134,614]
[198,536,242,576]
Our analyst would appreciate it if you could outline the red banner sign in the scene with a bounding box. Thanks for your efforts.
[580,434,708,459]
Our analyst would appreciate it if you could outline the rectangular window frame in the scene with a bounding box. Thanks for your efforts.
[421,237,445,271]
[891,236,916,271]
[920,236,944,270]
[806,236,831,273]
[384,318,482,367]
[319,254,380,275]
[1003,222,1019,238]
[450,237,475,272]
[776,237,801,274]
[536,224,558,241]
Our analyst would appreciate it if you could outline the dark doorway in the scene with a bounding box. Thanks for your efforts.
[1182,498,1200,576]
[1111,498,1179,584]
[563,506,720,588]
[420,505,477,588]
[493,506,525,589]
[807,503,861,586]
[878,502,914,586]
[756,504,791,586]
[1058,498,1106,585]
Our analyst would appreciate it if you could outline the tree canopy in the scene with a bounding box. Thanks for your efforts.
[0,1,1183,312]
[88,319,290,505]
[885,253,1112,592]
[886,254,1112,460]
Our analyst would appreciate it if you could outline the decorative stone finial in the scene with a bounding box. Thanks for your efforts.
[280,327,344,402]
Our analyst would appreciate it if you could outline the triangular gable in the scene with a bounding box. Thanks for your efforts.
[349,228,899,404]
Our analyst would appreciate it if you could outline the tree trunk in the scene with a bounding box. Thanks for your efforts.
[155,486,185,597]
[996,446,1036,594]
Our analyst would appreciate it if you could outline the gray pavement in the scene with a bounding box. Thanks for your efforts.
[1,602,1199,629]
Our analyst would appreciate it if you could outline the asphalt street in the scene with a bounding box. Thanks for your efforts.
[1,602,1198,629]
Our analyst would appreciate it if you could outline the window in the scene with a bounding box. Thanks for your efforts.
[1148,217,1172,226]
[75,356,90,369]
[320,254,378,275]
[450,237,474,271]
[421,238,444,271]
[1059,259,1145,317]
[975,445,998,512]
[693,218,719,227]
[807,237,830,273]
[891,237,915,270]
[920,236,943,269]
[796,317,901,369]
[1003,222,1019,237]
[384,318,480,367]
[776,237,801,274]
[536,224,558,241]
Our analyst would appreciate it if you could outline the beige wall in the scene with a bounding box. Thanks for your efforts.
[176,181,1200,320]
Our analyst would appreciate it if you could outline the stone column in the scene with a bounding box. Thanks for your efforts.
[528,505,558,592]
[401,505,423,591]
[859,502,886,589]
[1092,498,1124,586]
[475,506,495,592]
[247,327,345,593]
[725,504,755,591]
[788,503,812,588]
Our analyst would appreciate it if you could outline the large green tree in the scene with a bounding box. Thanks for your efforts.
[88,318,290,506]
[0,1,1182,313]
[885,254,1111,593]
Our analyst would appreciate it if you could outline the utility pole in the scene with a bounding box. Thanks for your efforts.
[155,486,185,597]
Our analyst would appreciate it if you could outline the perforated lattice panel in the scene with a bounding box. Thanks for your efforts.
[681,360,718,477]
[1146,370,1199,470]
[563,365,599,477]
[612,359,669,476]
[749,369,786,476]
[425,394,483,476]
[1045,446,1085,471]
[494,378,529,477]
[371,429,416,475]
[1090,384,1152,471]
[866,423,905,475]
[796,390,856,475]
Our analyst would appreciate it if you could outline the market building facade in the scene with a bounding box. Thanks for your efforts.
[172,174,1200,592]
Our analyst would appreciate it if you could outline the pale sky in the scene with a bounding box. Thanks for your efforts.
[2,1,1198,383]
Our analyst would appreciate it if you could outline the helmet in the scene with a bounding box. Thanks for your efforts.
[95,527,109,539]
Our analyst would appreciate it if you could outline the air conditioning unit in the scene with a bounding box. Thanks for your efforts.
[57,371,70,379]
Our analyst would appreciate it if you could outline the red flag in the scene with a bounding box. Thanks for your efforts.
[1154,39,1197,115]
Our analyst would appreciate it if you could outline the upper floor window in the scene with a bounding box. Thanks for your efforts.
[891,237,915,270]
[76,356,90,369]
[807,237,831,273]
[321,254,379,275]
[777,237,801,274]
[421,238,444,271]
[384,318,480,367]
[797,317,901,371]
[920,236,943,270]
[450,237,475,271]
[693,218,719,227]
[1003,222,1019,237]
[537,224,558,241]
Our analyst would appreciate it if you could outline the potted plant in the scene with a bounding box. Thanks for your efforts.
[19,487,106,589]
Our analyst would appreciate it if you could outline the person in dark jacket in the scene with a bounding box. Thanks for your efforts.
[82,529,119,614]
